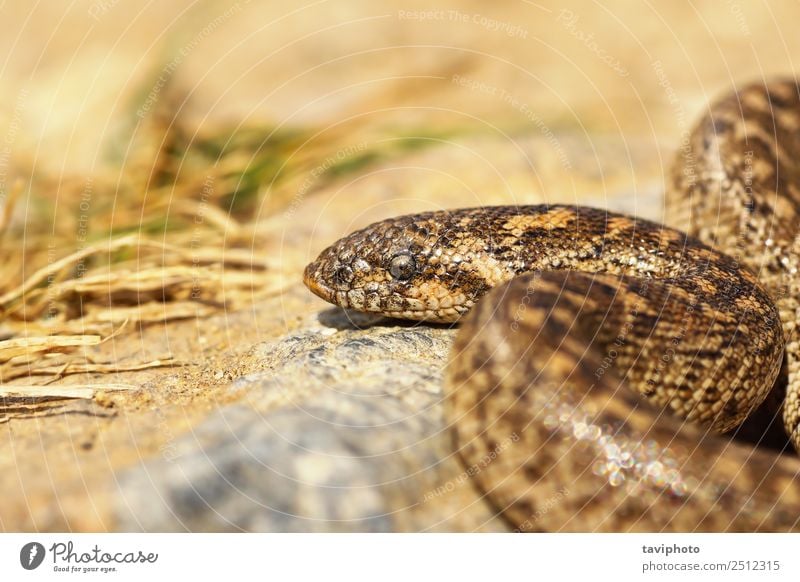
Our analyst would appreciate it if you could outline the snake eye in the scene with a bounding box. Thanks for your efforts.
[389,253,416,281]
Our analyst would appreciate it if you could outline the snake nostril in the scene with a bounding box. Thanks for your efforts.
[333,265,354,286]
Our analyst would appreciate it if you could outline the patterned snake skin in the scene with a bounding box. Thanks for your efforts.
[303,80,800,531]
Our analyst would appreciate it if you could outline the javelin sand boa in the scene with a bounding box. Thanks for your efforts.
[304,80,800,531]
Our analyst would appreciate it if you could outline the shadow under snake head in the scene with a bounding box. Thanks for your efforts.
[304,210,512,322]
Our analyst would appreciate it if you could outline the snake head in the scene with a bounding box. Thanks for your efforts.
[304,210,510,322]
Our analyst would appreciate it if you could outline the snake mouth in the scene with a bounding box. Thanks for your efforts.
[303,262,335,303]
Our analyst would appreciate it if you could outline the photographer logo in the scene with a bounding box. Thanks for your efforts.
[20,542,46,570]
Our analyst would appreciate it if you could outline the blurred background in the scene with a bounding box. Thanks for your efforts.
[1,0,799,532]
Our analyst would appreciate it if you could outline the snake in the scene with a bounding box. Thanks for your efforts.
[302,79,800,532]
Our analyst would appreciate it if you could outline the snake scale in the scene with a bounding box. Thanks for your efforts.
[303,79,800,531]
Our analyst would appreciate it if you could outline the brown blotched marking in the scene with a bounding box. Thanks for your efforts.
[501,206,577,232]
[304,79,800,532]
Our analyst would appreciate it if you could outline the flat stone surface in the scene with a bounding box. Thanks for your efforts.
[116,314,507,531]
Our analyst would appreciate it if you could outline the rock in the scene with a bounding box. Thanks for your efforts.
[115,310,508,531]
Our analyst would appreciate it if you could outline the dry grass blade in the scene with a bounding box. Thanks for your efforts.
[1,357,180,382]
[0,335,101,363]
[86,302,217,323]
[167,199,245,237]
[0,384,139,399]
[0,179,23,240]
[0,235,139,308]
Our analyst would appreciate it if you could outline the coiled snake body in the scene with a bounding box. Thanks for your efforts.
[303,80,800,531]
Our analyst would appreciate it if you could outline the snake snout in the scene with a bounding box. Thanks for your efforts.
[303,260,335,303]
